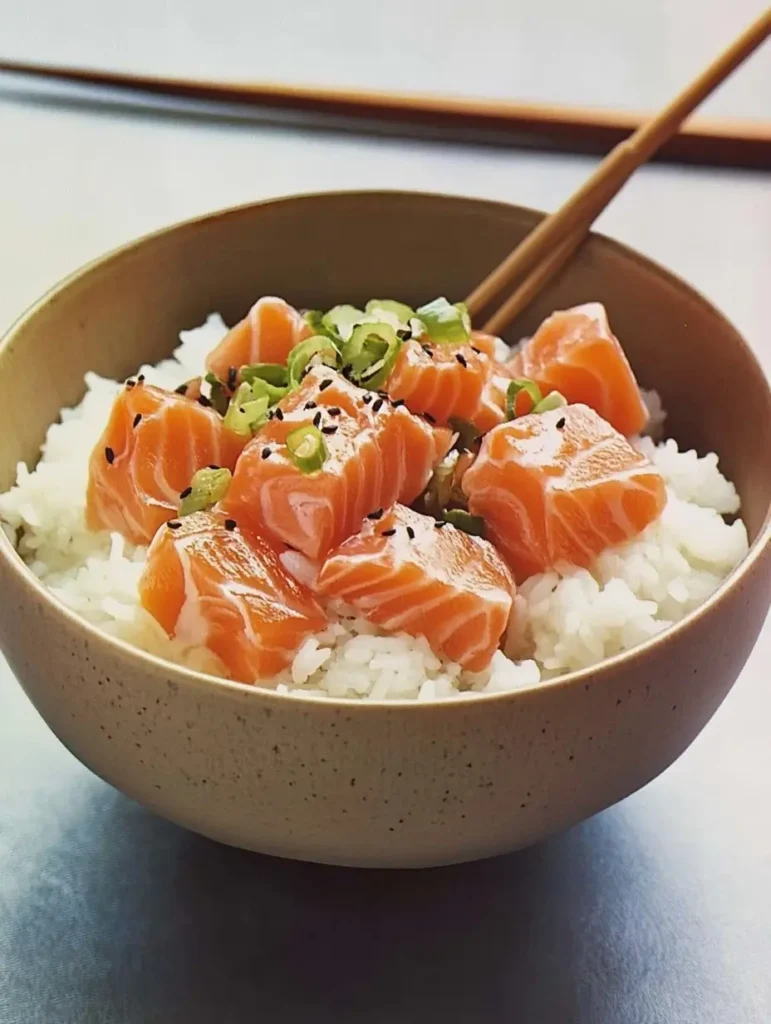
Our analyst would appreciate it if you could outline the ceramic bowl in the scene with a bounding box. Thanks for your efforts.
[1,192,769,868]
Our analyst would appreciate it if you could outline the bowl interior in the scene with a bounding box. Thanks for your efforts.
[1,191,770,542]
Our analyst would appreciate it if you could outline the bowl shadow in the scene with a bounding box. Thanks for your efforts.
[0,781,721,1024]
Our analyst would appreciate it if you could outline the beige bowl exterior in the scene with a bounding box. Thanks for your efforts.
[1,192,769,869]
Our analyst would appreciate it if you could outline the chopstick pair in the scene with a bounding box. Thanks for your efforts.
[468,7,771,334]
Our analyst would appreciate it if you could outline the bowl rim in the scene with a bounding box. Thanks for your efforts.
[1,188,770,711]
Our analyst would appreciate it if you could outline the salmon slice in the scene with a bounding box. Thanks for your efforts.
[506,302,648,436]
[139,510,327,683]
[316,504,514,671]
[86,381,246,546]
[386,337,508,432]
[462,404,666,580]
[221,367,453,561]
[205,296,311,381]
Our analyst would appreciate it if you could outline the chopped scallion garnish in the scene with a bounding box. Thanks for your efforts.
[223,383,270,435]
[533,391,568,414]
[203,372,231,415]
[442,509,486,537]
[341,322,402,391]
[364,299,416,325]
[285,424,328,473]
[179,467,232,516]
[322,305,367,344]
[415,297,471,344]
[287,336,341,389]
[506,378,543,420]
[240,363,289,389]
[448,418,479,452]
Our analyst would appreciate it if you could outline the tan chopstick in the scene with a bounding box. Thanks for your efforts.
[0,57,769,169]
[467,7,771,329]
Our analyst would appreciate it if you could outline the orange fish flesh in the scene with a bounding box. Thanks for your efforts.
[386,336,508,433]
[462,403,667,580]
[138,509,327,683]
[205,296,311,382]
[316,504,514,671]
[506,302,649,436]
[86,381,246,546]
[221,367,454,561]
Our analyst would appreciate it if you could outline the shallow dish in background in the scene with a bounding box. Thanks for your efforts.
[0,191,769,868]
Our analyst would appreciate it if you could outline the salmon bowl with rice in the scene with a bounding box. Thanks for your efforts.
[0,295,750,701]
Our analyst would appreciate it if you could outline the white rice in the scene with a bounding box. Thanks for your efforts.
[0,318,749,701]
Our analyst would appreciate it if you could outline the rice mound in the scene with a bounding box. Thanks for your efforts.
[0,318,749,701]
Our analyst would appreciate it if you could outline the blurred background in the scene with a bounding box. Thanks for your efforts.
[1,0,769,337]
[1,3,770,1022]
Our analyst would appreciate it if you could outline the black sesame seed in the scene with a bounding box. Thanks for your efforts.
[381,528,397,537]
[275,407,284,421]
[434,520,447,528]
[470,346,482,355]
[406,526,415,539]
[104,446,115,465]
[261,447,271,460]
[179,486,192,499]
[304,401,317,410]
[391,399,405,408]
[137,374,145,383]
[424,412,436,424]
[174,384,188,395]
[132,413,142,428]
[397,328,412,341]
[377,391,389,399]
[268,410,275,420]
[208,464,219,470]
[197,395,212,408]
[126,379,136,389]
[319,379,333,391]
[362,393,373,405]
[556,416,566,430]
[321,425,338,435]
[313,411,322,428]
[455,353,468,368]
[367,508,384,520]
[422,346,434,357]
[327,406,341,417]
[224,519,237,531]
[227,367,237,390]
[372,398,384,413]
[167,520,182,530]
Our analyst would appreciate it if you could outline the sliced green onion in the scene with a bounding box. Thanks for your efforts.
[203,372,231,416]
[240,363,288,389]
[237,372,287,407]
[415,297,471,344]
[533,390,568,414]
[223,383,269,435]
[341,322,402,390]
[285,424,328,473]
[442,508,486,537]
[322,305,367,344]
[420,452,458,515]
[303,309,329,337]
[506,378,543,420]
[179,467,232,516]
[287,336,341,389]
[448,418,479,452]
[364,299,416,325]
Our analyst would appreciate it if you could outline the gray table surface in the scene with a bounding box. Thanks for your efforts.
[1,3,770,1021]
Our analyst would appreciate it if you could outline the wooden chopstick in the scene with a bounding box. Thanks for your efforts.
[468,7,771,329]
[0,57,769,169]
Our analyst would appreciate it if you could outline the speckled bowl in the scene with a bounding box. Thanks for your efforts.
[1,192,769,868]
